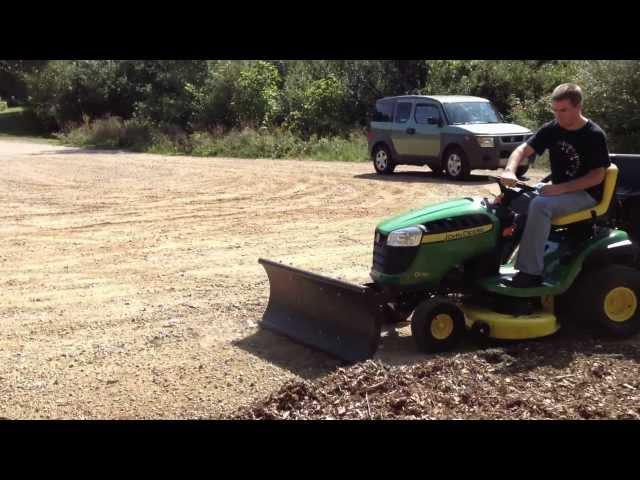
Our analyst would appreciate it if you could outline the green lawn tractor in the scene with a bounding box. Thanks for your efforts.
[258,154,640,363]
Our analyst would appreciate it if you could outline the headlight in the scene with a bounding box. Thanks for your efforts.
[477,136,495,148]
[387,227,423,247]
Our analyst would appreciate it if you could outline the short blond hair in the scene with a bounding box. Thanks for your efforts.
[552,83,583,107]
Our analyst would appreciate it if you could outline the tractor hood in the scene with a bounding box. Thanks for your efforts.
[376,197,488,234]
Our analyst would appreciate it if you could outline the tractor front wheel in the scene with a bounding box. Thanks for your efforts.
[411,298,466,353]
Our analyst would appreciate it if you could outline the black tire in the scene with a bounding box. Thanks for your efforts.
[443,146,470,180]
[516,165,530,179]
[411,298,466,353]
[565,265,640,337]
[372,144,396,175]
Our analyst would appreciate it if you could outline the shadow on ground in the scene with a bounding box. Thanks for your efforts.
[235,318,640,380]
[232,327,342,381]
[29,148,133,156]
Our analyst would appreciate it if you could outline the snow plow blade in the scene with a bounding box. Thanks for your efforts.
[258,258,382,363]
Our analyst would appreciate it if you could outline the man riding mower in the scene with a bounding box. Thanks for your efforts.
[258,157,640,362]
[257,84,640,363]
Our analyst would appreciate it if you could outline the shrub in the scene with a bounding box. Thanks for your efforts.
[286,74,351,137]
[57,115,155,150]
[230,61,282,128]
[576,60,640,153]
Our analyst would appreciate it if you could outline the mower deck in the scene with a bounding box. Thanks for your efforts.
[461,304,559,340]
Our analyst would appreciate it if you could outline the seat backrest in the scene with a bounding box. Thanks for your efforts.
[611,154,640,196]
[551,164,618,226]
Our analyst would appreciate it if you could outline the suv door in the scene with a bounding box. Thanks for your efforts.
[408,103,443,159]
[390,101,414,157]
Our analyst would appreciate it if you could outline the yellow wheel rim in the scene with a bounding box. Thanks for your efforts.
[431,313,454,340]
[604,287,637,323]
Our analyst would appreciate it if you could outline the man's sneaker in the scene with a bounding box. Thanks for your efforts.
[501,272,543,288]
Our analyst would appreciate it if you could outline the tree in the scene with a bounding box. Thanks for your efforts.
[231,61,282,128]
[576,60,640,152]
[0,60,48,105]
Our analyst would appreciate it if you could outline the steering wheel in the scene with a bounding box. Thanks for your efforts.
[487,175,537,192]
[486,175,538,207]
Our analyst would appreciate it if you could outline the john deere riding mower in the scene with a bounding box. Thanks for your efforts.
[258,155,640,363]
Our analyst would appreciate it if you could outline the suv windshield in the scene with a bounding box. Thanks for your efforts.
[444,102,502,125]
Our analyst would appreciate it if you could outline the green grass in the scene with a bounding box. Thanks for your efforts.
[188,129,368,161]
[0,134,59,144]
[0,107,59,143]
[58,117,370,161]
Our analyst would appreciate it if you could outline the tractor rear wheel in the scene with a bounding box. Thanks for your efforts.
[565,265,640,337]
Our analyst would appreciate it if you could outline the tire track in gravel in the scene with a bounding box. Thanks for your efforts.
[0,140,546,418]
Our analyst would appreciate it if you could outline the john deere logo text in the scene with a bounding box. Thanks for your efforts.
[422,224,492,244]
[445,225,490,241]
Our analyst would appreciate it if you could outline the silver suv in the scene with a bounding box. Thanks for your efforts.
[367,95,536,180]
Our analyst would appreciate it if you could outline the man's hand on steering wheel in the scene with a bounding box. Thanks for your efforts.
[500,169,518,188]
[487,171,538,208]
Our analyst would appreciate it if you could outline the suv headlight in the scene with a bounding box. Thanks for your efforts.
[477,136,495,148]
[387,227,423,247]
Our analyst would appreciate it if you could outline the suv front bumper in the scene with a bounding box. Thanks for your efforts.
[464,138,536,169]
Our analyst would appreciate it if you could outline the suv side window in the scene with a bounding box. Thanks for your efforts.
[415,104,441,124]
[394,102,412,124]
[373,101,394,122]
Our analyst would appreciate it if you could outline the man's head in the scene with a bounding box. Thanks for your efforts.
[551,83,584,129]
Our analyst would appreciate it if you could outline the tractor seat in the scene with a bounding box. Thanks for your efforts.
[551,164,618,226]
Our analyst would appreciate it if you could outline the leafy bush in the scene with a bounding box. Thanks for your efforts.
[26,61,121,129]
[286,74,350,137]
[25,60,208,130]
[58,117,368,161]
[423,60,579,124]
[188,127,366,161]
[21,59,640,156]
[576,60,640,153]
[230,61,282,128]
[508,93,554,131]
[190,128,305,158]
[191,61,245,130]
[57,115,154,150]
[305,132,367,161]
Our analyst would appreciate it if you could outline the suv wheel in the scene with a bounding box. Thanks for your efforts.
[444,147,470,180]
[372,144,396,174]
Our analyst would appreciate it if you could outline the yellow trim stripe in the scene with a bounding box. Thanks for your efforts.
[421,223,493,244]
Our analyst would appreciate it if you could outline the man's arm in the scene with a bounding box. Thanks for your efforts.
[500,143,537,186]
[540,167,606,196]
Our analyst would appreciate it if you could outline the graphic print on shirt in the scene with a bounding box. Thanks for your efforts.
[557,140,581,177]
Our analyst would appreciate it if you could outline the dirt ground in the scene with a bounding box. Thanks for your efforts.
[1,139,613,419]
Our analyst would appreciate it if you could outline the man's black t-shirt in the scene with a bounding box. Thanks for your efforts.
[526,119,610,200]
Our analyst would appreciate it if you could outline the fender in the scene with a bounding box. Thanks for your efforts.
[582,237,639,270]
